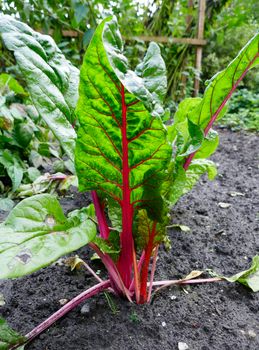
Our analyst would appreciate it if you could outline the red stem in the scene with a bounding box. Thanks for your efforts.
[91,190,110,239]
[147,245,159,303]
[139,222,157,304]
[117,84,134,288]
[183,52,259,171]
[15,280,110,349]
[132,241,140,303]
[152,277,223,294]
[129,250,146,292]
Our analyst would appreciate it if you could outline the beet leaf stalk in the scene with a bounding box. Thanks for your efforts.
[11,280,111,350]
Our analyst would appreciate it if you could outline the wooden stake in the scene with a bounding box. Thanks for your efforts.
[194,0,206,96]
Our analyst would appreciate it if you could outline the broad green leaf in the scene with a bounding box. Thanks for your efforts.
[0,317,25,350]
[75,16,171,224]
[168,159,217,206]
[223,256,259,292]
[0,194,96,279]
[0,15,78,160]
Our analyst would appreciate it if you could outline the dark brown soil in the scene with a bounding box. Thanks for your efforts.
[0,129,259,350]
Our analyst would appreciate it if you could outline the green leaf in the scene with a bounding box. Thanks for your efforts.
[73,3,89,25]
[0,150,24,192]
[27,167,41,182]
[13,122,34,148]
[0,15,78,160]
[75,16,171,223]
[0,317,25,350]
[168,159,217,206]
[0,73,27,96]
[0,194,96,279]
[194,129,219,159]
[189,34,259,130]
[0,198,14,212]
[133,208,169,250]
[224,256,259,292]
[135,41,167,104]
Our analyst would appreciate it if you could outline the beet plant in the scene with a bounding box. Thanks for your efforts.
[0,15,258,349]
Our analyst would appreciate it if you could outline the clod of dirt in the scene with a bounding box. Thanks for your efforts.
[80,303,90,315]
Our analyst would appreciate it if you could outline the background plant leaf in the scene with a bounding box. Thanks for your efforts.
[0,194,96,279]
[0,15,78,160]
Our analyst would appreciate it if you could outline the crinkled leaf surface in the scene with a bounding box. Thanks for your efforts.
[0,317,25,350]
[0,194,96,279]
[0,15,78,160]
[75,16,171,224]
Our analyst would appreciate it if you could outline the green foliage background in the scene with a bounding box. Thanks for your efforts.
[0,0,258,123]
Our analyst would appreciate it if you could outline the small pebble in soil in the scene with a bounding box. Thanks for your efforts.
[247,330,256,338]
[178,342,189,350]
[59,298,68,306]
[81,303,90,315]
[170,295,177,300]
[161,321,166,327]
[218,202,231,208]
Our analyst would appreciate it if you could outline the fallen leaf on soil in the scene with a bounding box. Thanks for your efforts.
[218,202,231,208]
[65,255,84,271]
[169,224,191,232]
[225,255,259,292]
[212,255,259,292]
[182,270,204,281]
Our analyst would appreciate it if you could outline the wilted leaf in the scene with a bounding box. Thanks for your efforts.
[181,270,203,281]
[170,224,191,232]
[224,256,259,292]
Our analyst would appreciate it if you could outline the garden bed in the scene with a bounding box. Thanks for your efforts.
[0,128,258,350]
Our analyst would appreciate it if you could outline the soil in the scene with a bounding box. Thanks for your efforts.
[0,128,259,350]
